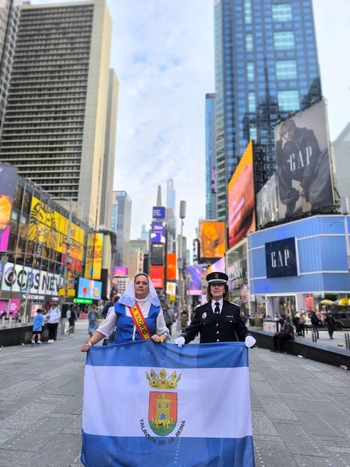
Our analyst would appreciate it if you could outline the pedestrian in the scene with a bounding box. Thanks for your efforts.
[87,305,99,338]
[174,272,256,348]
[161,297,174,336]
[81,273,169,351]
[271,317,294,352]
[324,313,335,339]
[298,310,306,337]
[309,310,320,339]
[31,308,45,345]
[101,296,114,319]
[66,306,78,335]
[46,302,61,343]
[180,310,188,332]
[102,294,120,345]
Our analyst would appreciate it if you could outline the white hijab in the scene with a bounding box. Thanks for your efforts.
[118,273,161,308]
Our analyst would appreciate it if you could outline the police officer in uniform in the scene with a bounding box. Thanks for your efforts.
[175,272,256,348]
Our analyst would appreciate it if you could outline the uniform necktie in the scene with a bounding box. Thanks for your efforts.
[215,302,220,314]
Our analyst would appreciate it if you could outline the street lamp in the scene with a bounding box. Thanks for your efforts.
[177,201,186,325]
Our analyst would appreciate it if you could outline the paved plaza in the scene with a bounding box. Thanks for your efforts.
[0,319,349,466]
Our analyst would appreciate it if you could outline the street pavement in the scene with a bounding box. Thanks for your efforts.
[0,320,349,466]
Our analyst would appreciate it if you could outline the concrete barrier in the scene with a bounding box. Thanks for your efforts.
[0,325,49,347]
[250,329,350,369]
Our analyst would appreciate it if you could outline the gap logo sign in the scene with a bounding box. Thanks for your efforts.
[265,237,299,278]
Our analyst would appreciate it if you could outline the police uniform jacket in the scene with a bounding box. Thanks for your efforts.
[179,301,250,344]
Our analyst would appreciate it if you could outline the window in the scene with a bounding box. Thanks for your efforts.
[250,125,257,140]
[277,90,299,111]
[272,4,292,22]
[274,31,295,50]
[248,92,256,112]
[246,34,253,52]
[244,0,252,24]
[247,62,254,81]
[276,60,297,79]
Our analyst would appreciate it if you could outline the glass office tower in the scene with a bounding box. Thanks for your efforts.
[214,0,322,221]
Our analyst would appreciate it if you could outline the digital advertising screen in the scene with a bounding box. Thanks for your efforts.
[78,277,102,300]
[228,140,256,249]
[199,221,226,259]
[113,266,128,277]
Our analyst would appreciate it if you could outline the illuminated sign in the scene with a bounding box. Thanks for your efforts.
[74,298,93,304]
[77,277,102,300]
[152,206,165,219]
[113,266,128,277]
[265,237,299,278]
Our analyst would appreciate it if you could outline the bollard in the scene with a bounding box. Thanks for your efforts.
[345,333,350,350]
[60,319,66,335]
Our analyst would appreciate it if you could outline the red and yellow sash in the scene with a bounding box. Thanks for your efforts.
[128,302,152,340]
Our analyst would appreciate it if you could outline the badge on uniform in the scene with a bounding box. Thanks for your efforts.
[202,312,207,319]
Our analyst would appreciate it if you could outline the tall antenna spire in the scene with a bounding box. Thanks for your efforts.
[156,185,162,206]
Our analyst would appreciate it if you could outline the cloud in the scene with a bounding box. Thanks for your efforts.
[107,0,214,243]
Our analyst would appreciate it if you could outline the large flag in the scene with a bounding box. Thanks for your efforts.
[81,340,255,467]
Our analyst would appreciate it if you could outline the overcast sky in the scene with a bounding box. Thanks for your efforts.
[33,0,350,247]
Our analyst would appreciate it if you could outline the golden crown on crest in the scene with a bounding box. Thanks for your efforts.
[145,368,182,389]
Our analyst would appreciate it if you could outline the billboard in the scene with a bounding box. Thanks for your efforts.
[2,262,63,296]
[0,164,17,247]
[152,206,165,220]
[78,277,102,300]
[84,233,103,280]
[199,221,226,259]
[256,174,279,229]
[228,140,256,249]
[29,196,85,261]
[113,266,128,277]
[265,237,299,278]
[150,242,164,266]
[149,265,164,289]
[166,253,176,280]
[274,100,334,220]
[151,221,166,243]
[186,264,208,296]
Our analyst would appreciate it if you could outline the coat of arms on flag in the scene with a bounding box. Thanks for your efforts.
[81,340,255,467]
[146,368,181,436]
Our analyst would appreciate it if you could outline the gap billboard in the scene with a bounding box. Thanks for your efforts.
[274,100,335,220]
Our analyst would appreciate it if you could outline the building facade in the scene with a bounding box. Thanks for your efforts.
[214,0,322,221]
[114,190,132,269]
[205,93,217,219]
[0,0,117,228]
[0,0,21,137]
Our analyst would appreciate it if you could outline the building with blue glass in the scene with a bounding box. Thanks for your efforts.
[205,93,217,219]
[213,0,322,221]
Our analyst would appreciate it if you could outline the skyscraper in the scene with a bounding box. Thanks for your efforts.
[0,0,21,136]
[114,190,132,268]
[166,179,175,211]
[0,0,117,228]
[214,0,322,221]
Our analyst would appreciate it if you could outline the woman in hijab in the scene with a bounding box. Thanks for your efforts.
[80,273,169,351]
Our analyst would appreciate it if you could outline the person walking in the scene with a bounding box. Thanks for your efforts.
[309,310,320,340]
[174,272,256,348]
[46,303,61,343]
[87,305,99,338]
[81,273,169,350]
[66,306,77,335]
[31,308,45,345]
[324,313,335,339]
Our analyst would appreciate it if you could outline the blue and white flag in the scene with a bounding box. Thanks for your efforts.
[81,340,255,467]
